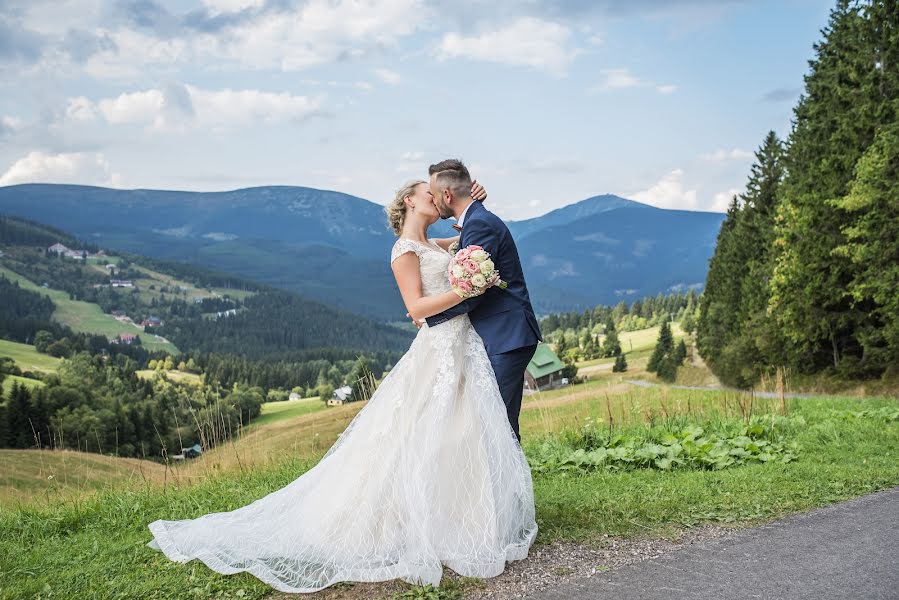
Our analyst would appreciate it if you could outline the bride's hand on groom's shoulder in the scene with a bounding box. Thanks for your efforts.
[471,180,486,202]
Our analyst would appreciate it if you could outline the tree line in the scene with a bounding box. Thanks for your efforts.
[698,0,898,387]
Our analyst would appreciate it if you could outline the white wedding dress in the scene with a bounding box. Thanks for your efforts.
[146,237,538,593]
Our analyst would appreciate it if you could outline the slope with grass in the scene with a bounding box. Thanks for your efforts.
[1,375,45,396]
[0,388,896,599]
[0,338,61,373]
[0,448,170,508]
[0,265,179,354]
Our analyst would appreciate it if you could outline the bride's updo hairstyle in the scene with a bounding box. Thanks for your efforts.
[386,180,425,236]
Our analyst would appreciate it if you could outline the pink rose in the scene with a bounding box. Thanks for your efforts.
[468,245,483,252]
[449,274,458,286]
[456,247,472,260]
[463,260,480,275]
[457,279,473,294]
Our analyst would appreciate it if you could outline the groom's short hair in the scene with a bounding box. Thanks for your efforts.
[429,159,471,198]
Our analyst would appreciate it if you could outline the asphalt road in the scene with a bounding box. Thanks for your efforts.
[529,487,899,600]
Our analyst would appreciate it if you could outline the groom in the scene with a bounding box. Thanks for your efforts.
[426,159,542,442]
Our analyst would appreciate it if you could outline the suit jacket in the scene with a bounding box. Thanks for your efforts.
[426,201,542,354]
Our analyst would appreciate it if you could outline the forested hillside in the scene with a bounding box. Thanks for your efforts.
[698,1,899,387]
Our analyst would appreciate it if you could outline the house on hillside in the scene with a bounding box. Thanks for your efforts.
[289,392,303,401]
[111,333,137,345]
[140,316,163,328]
[110,279,133,288]
[172,443,203,460]
[48,243,69,255]
[328,385,353,406]
[524,343,567,392]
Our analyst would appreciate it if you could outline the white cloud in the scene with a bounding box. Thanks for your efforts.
[374,68,402,84]
[1,116,24,135]
[438,17,578,73]
[65,96,98,121]
[199,0,427,71]
[712,188,741,212]
[200,0,264,14]
[701,148,754,162]
[595,68,642,91]
[591,68,676,95]
[98,89,166,125]
[632,169,698,210]
[397,151,426,173]
[65,85,324,131]
[0,151,122,187]
[84,29,188,80]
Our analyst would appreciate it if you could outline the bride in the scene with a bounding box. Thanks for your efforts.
[147,180,538,593]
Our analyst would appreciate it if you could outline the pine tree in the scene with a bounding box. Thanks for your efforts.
[612,353,628,373]
[657,356,678,382]
[674,339,688,365]
[601,318,622,357]
[648,320,674,373]
[697,196,747,371]
[833,120,899,371]
[770,1,884,371]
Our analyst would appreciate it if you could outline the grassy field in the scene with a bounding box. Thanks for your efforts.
[0,388,896,599]
[130,264,256,305]
[1,324,897,599]
[0,266,179,354]
[0,338,61,373]
[0,449,170,508]
[1,375,45,396]
[576,323,685,369]
[135,369,203,386]
[253,396,326,427]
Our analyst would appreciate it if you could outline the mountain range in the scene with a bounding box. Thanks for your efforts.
[0,184,724,319]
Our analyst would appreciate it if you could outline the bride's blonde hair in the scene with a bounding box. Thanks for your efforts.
[386,180,425,236]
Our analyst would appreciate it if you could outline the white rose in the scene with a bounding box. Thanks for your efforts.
[452,264,465,278]
[470,249,488,261]
[479,259,494,275]
[471,273,487,288]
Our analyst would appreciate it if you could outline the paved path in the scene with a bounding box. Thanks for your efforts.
[529,487,899,600]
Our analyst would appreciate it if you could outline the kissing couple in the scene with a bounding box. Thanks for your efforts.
[148,158,543,593]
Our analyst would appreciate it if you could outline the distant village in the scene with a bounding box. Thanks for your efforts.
[44,243,570,402]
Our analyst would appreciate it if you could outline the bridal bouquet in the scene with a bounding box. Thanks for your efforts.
[448,245,507,298]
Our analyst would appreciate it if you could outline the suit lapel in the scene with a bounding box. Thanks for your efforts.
[460,201,485,243]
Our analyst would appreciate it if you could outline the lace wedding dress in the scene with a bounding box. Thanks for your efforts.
[146,237,538,593]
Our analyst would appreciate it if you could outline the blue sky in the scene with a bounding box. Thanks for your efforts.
[0,0,832,219]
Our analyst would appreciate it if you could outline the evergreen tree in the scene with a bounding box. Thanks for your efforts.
[697,196,747,371]
[657,356,678,382]
[647,320,674,373]
[833,120,899,371]
[612,353,628,373]
[674,339,688,365]
[770,1,887,371]
[6,383,32,448]
[601,318,622,357]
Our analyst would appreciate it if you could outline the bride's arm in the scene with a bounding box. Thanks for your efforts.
[433,235,459,251]
[392,252,465,321]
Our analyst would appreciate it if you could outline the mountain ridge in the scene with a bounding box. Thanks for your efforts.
[0,183,725,318]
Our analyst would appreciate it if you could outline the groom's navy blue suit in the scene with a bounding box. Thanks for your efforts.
[426,200,542,441]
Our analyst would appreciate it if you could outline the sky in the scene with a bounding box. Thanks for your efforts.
[0,0,834,220]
